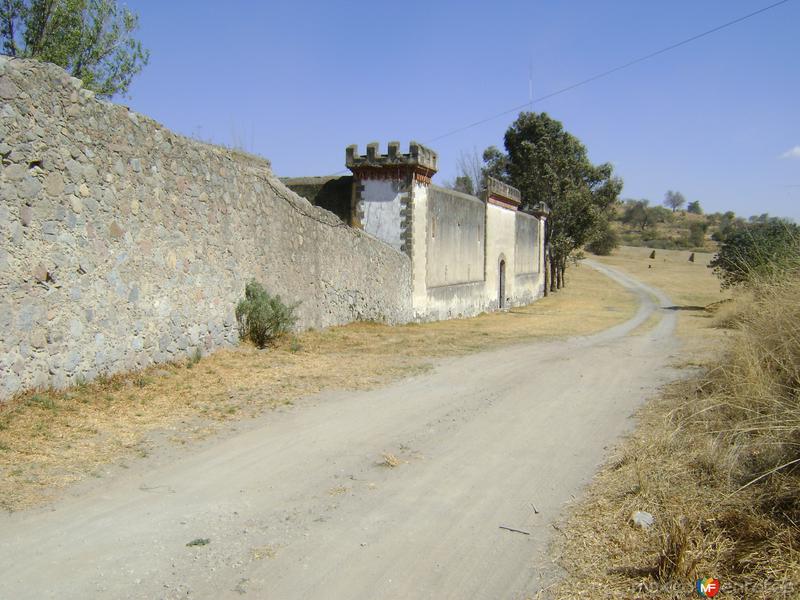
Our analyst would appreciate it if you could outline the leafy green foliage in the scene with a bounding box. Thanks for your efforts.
[710,211,744,241]
[0,0,149,97]
[481,145,509,184]
[686,200,703,214]
[688,222,708,247]
[235,281,298,349]
[586,219,619,255]
[484,112,622,290]
[621,200,671,231]
[710,221,800,288]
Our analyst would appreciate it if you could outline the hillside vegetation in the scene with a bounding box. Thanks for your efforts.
[599,198,790,254]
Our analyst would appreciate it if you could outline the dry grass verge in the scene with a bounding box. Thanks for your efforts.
[0,262,635,511]
[552,275,800,599]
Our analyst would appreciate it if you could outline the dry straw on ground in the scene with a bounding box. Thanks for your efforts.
[552,257,799,600]
[0,262,634,511]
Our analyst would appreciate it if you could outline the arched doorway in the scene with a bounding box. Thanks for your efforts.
[498,259,506,309]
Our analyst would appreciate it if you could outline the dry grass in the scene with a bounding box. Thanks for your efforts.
[379,452,402,468]
[251,544,280,560]
[551,271,800,599]
[0,262,635,511]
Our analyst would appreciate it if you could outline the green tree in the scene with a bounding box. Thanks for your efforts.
[712,210,744,241]
[648,205,673,225]
[0,0,149,97]
[485,112,622,293]
[688,221,708,247]
[710,221,800,288]
[481,145,509,184]
[622,199,651,231]
[664,190,686,212]
[586,217,619,256]
[687,200,703,214]
[621,200,671,232]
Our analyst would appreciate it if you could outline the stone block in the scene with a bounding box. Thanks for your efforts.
[42,221,58,240]
[44,172,65,196]
[0,76,18,99]
[109,221,124,240]
[20,205,32,226]
[5,163,26,181]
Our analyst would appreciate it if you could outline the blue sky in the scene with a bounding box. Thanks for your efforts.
[122,1,800,220]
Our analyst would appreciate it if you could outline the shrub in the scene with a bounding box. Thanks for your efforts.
[235,280,298,348]
[586,226,620,255]
[710,221,800,288]
[688,222,708,247]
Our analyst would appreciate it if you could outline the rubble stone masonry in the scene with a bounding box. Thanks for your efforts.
[0,57,412,399]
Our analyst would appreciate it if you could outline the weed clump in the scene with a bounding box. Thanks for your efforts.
[186,347,202,369]
[235,280,298,348]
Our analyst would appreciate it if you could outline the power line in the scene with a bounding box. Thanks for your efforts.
[426,0,791,144]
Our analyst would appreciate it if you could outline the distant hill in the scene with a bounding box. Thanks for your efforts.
[604,201,790,253]
[611,203,717,252]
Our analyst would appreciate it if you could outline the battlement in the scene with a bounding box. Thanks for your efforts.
[346,141,438,178]
[485,176,522,210]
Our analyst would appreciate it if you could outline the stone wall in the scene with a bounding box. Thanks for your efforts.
[280,175,353,224]
[0,57,412,399]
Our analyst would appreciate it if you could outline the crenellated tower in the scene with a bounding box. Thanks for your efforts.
[345,141,437,255]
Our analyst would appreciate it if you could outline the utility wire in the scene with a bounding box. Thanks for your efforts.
[426,0,792,143]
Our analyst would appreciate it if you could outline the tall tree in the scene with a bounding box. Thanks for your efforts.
[622,199,651,231]
[686,200,703,214]
[664,190,686,212]
[481,145,509,184]
[0,0,148,97]
[485,112,622,293]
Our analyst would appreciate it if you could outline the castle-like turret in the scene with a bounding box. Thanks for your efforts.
[345,141,438,255]
[346,141,438,184]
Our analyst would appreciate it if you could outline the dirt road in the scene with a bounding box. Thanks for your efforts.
[0,264,682,600]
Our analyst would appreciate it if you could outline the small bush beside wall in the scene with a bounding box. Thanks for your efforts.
[235,281,298,348]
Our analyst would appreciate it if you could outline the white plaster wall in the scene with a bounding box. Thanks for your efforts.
[360,179,546,322]
[485,203,518,307]
[414,183,488,320]
[411,192,546,320]
[514,212,539,275]
[410,181,429,313]
[360,179,404,252]
[425,186,485,287]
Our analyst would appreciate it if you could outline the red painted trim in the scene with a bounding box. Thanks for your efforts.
[488,194,520,210]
